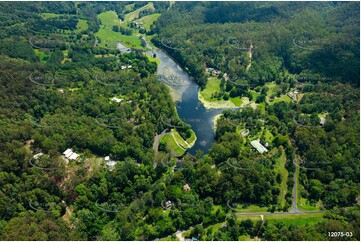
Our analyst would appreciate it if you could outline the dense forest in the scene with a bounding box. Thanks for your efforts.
[0,1,359,241]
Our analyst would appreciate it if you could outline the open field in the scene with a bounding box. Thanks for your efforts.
[76,19,88,32]
[265,213,324,226]
[138,13,161,31]
[98,11,121,28]
[40,12,62,19]
[274,150,288,207]
[161,133,186,157]
[270,94,292,104]
[199,77,241,109]
[96,28,142,48]
[96,11,144,49]
[124,2,155,23]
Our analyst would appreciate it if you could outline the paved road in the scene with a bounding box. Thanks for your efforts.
[153,129,167,152]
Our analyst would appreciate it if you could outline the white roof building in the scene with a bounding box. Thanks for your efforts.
[111,97,123,103]
[250,140,268,154]
[68,153,79,160]
[33,153,43,159]
[62,148,79,161]
[105,156,110,161]
[106,160,116,171]
[63,149,73,158]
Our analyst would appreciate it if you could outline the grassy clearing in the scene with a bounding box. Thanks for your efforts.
[161,133,185,157]
[270,94,292,104]
[200,77,221,101]
[298,197,323,211]
[96,28,142,48]
[264,129,274,143]
[96,11,143,49]
[186,130,196,146]
[203,222,226,238]
[265,82,279,97]
[235,216,263,222]
[124,2,155,23]
[124,3,135,11]
[98,11,121,28]
[76,19,88,32]
[40,13,62,19]
[274,150,288,207]
[137,13,161,31]
[230,96,242,106]
[199,77,241,108]
[172,129,190,149]
[265,213,324,226]
[233,204,269,213]
[250,90,260,100]
[318,112,329,119]
[171,129,196,149]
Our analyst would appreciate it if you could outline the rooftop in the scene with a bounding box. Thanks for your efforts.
[250,140,268,154]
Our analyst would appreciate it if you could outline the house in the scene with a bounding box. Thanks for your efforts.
[105,156,116,171]
[206,67,221,76]
[165,200,172,209]
[320,117,326,125]
[33,153,43,159]
[250,140,268,154]
[111,97,123,103]
[127,65,132,69]
[183,183,191,191]
[121,66,126,70]
[62,149,79,162]
[106,160,116,171]
[287,92,295,99]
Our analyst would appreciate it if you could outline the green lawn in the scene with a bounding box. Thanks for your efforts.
[96,28,142,49]
[96,10,144,49]
[186,129,196,146]
[76,19,88,32]
[264,129,274,143]
[250,90,260,100]
[274,150,288,207]
[40,13,62,19]
[172,129,190,149]
[230,96,242,106]
[161,133,185,157]
[124,3,135,11]
[233,204,269,213]
[124,2,155,23]
[270,94,292,104]
[298,197,323,211]
[265,82,279,97]
[265,213,324,226]
[200,77,221,101]
[98,11,121,28]
[137,13,161,31]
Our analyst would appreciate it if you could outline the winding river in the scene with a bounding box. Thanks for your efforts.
[144,40,226,154]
